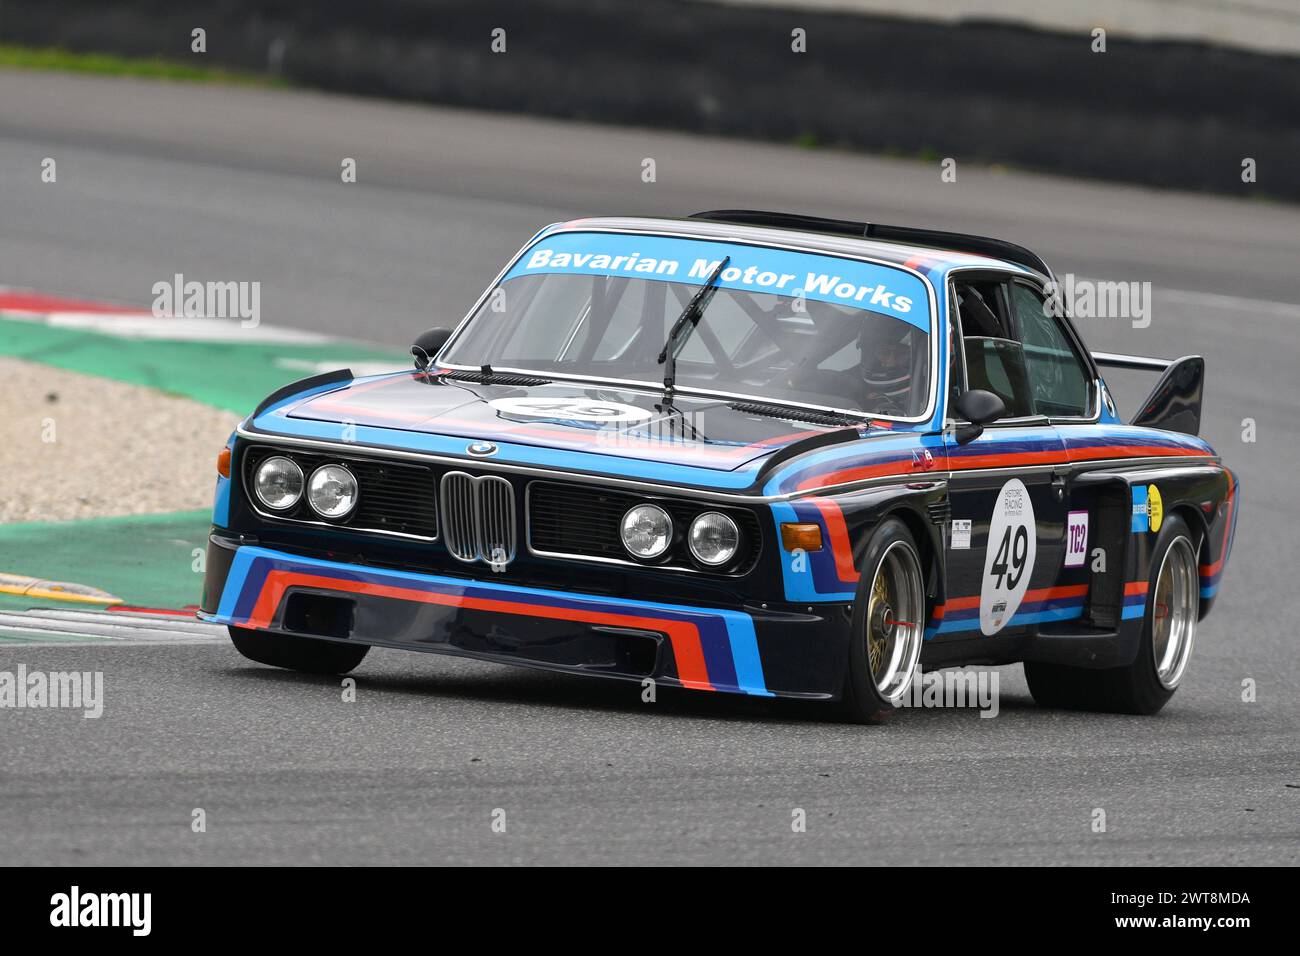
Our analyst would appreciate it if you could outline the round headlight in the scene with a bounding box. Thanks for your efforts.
[621,504,673,559]
[689,512,740,567]
[254,456,304,511]
[307,464,358,518]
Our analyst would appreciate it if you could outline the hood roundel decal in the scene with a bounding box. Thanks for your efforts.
[488,396,655,423]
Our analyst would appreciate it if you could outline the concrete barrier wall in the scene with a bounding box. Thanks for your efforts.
[4,0,1297,200]
[710,0,1300,56]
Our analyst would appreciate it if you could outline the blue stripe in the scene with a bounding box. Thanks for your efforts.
[725,617,770,697]
[212,475,230,527]
[217,548,259,620]
[769,501,855,602]
[211,546,772,696]
[926,602,1086,637]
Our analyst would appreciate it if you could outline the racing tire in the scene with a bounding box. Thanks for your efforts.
[836,517,926,724]
[228,626,369,675]
[1025,513,1199,715]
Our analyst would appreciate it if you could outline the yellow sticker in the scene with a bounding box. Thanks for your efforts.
[1147,485,1163,532]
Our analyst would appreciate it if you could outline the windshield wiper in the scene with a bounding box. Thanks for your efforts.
[657,255,730,401]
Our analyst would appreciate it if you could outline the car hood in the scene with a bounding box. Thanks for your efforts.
[273,370,865,473]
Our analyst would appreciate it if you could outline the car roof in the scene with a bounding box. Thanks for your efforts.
[545,216,1041,282]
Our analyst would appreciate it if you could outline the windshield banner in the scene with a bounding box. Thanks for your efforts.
[504,231,931,332]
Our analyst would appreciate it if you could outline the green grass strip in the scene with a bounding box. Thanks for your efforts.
[0,44,284,86]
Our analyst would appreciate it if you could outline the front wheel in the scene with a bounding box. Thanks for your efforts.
[837,517,927,723]
[1025,513,1199,715]
[228,626,369,675]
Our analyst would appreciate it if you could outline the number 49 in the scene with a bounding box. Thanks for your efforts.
[992,525,1029,589]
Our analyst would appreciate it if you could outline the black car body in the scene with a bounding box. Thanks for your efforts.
[200,212,1239,718]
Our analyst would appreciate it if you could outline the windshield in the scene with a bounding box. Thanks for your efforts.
[441,231,933,417]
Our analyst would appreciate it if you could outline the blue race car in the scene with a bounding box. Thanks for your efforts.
[200,210,1238,721]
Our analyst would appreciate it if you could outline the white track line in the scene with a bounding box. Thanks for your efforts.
[0,610,226,644]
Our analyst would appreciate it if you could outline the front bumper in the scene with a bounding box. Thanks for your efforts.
[199,533,851,699]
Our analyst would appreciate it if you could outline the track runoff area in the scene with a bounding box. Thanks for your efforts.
[0,285,406,642]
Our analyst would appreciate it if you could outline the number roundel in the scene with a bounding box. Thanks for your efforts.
[980,478,1037,636]
[488,397,653,423]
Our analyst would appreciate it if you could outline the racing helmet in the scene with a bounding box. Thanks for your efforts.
[857,319,914,394]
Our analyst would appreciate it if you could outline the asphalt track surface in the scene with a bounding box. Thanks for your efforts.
[1,71,1297,865]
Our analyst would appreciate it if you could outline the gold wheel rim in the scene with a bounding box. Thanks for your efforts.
[867,569,889,677]
[864,540,923,702]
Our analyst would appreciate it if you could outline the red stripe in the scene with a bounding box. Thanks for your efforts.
[806,498,858,583]
[797,445,1208,492]
[1199,471,1236,576]
[1065,444,1207,464]
[246,570,715,691]
[1027,583,1089,602]
[796,458,915,491]
[935,583,1091,619]
[932,581,1148,622]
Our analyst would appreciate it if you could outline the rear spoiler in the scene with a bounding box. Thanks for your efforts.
[1092,352,1204,436]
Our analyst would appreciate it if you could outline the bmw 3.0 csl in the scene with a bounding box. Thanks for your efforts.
[200,210,1238,721]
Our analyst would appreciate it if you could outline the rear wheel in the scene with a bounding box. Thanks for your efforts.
[1025,513,1199,714]
[837,518,926,723]
[228,626,369,675]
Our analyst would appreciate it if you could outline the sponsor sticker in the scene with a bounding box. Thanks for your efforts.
[1147,484,1163,532]
[980,479,1037,635]
[505,232,931,329]
[950,519,972,550]
[1064,510,1089,567]
[1131,485,1150,533]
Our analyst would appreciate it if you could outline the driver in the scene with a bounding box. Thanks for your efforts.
[856,320,915,413]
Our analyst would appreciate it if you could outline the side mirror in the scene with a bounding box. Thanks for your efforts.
[953,389,1006,445]
[411,328,454,370]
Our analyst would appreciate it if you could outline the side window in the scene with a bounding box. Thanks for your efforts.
[953,279,1034,419]
[1010,283,1093,417]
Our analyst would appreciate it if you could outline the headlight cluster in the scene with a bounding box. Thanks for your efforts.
[619,503,741,568]
[253,456,358,519]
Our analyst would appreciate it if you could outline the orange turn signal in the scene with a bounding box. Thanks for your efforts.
[780,522,823,552]
[216,447,232,478]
